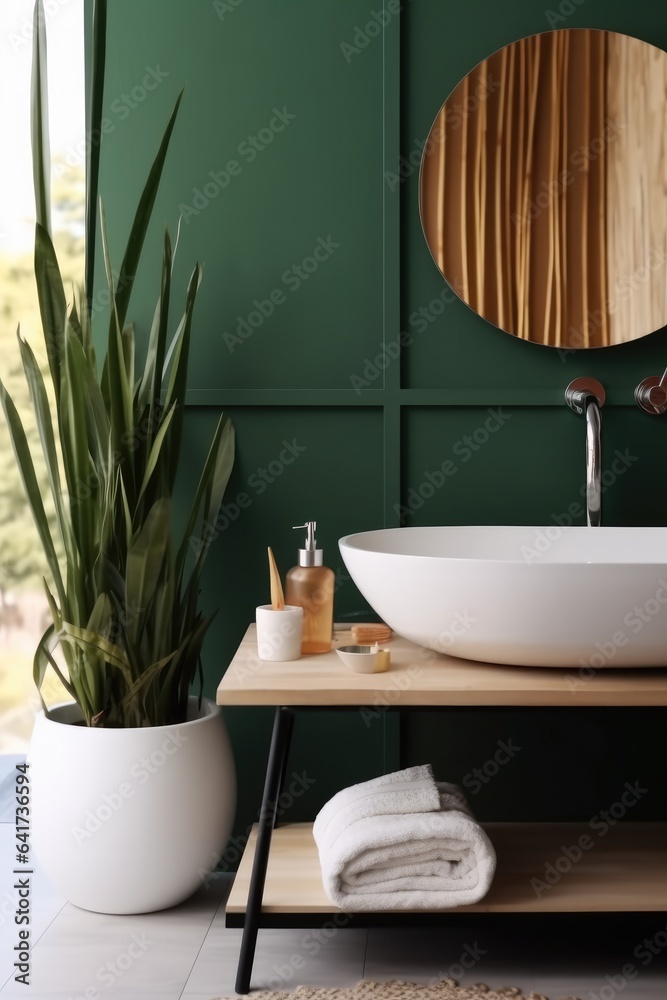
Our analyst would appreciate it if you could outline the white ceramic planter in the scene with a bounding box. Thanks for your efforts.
[28,696,236,914]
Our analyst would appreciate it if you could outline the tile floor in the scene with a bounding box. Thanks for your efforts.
[1,757,666,999]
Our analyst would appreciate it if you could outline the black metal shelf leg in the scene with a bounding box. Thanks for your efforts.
[235,706,295,994]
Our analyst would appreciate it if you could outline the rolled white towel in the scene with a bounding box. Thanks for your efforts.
[313,765,496,911]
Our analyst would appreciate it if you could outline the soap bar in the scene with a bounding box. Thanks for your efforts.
[352,623,393,645]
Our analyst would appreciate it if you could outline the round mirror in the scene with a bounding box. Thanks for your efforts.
[420,29,667,349]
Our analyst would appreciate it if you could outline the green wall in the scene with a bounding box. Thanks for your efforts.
[94,0,667,845]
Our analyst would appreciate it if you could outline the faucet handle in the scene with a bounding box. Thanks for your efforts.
[565,377,606,415]
[635,367,667,415]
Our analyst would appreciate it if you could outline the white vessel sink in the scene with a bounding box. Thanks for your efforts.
[339,526,667,668]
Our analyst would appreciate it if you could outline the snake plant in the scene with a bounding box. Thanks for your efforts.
[0,0,235,727]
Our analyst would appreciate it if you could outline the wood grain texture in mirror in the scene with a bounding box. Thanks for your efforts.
[420,29,667,348]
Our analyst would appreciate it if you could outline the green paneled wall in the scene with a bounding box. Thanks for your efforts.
[94,0,667,845]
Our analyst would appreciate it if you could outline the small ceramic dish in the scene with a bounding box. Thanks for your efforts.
[335,644,390,674]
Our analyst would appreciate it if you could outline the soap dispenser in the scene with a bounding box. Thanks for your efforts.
[285,521,334,654]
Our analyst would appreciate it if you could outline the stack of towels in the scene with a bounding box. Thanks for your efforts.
[312,764,496,910]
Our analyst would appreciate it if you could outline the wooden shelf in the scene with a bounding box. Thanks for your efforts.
[217,625,667,708]
[227,821,667,916]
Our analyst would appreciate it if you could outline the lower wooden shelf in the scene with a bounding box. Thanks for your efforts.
[226,821,667,918]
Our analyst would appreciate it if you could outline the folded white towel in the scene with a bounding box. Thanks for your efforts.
[313,765,496,911]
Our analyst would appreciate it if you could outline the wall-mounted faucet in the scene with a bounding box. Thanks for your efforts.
[565,377,605,527]
[635,366,667,415]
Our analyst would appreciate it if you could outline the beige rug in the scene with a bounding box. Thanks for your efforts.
[216,980,580,999]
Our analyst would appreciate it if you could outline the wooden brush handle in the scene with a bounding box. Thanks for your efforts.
[267,547,285,610]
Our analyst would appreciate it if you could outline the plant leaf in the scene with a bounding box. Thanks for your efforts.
[175,414,234,581]
[114,91,183,331]
[138,227,172,417]
[0,377,65,603]
[60,620,132,679]
[34,624,76,706]
[60,329,95,575]
[136,401,177,504]
[125,498,171,644]
[85,0,107,309]
[119,648,179,720]
[163,263,202,488]
[17,332,74,560]
[99,200,133,472]
[34,224,67,401]
[30,0,51,234]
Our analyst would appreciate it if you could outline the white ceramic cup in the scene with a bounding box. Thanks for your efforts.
[256,605,303,661]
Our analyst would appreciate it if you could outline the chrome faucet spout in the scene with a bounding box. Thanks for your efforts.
[565,377,605,528]
[584,399,602,527]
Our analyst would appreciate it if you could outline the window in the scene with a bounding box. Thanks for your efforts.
[0,0,84,752]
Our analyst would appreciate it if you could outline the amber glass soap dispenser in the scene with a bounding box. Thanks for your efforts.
[285,521,334,654]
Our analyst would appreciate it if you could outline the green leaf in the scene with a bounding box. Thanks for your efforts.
[99,201,133,470]
[34,624,76,709]
[83,356,111,472]
[30,0,51,234]
[157,611,212,723]
[0,377,65,603]
[136,401,177,504]
[34,224,67,401]
[17,332,74,560]
[74,285,96,368]
[119,649,180,722]
[114,91,183,331]
[60,329,95,576]
[164,263,201,406]
[125,498,171,644]
[163,263,202,488]
[175,414,235,582]
[60,620,132,680]
[151,573,174,664]
[86,592,114,638]
[121,324,135,397]
[85,0,107,309]
[138,227,172,417]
